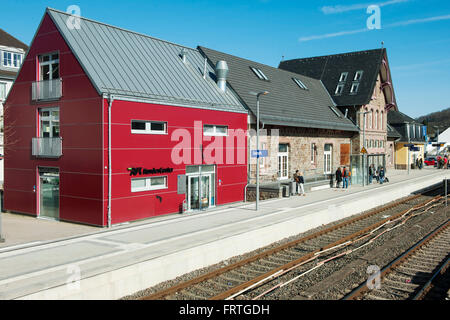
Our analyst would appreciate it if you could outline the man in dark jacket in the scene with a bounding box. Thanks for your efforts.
[335,167,342,188]
[379,167,385,184]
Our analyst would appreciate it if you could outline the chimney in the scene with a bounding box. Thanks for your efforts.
[215,60,228,93]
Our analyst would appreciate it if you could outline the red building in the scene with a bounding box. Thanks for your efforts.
[4,8,248,226]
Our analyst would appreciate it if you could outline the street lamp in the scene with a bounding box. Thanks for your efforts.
[357,111,370,186]
[250,91,269,211]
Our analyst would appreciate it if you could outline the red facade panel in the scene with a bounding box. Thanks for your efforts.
[4,13,248,227]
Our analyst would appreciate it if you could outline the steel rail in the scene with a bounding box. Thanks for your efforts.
[210,195,443,300]
[142,191,441,300]
[343,218,450,300]
[413,257,450,300]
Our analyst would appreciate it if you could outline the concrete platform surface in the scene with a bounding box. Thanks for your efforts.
[0,168,446,300]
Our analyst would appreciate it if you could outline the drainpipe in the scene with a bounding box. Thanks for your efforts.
[108,94,114,228]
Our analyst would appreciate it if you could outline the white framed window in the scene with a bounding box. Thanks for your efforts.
[339,72,348,82]
[311,143,316,164]
[354,70,364,81]
[39,107,60,138]
[131,176,168,192]
[335,84,344,95]
[131,120,167,134]
[3,51,12,67]
[39,52,60,81]
[0,82,6,100]
[350,83,360,94]
[293,78,308,90]
[260,142,267,169]
[250,67,269,81]
[375,110,378,129]
[203,124,228,136]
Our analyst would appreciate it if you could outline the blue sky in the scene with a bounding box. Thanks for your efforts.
[2,0,450,118]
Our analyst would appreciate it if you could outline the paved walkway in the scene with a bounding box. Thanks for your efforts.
[0,168,446,299]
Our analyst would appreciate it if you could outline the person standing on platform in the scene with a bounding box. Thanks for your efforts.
[298,172,306,196]
[342,167,349,189]
[379,167,386,184]
[293,170,300,194]
[335,167,342,189]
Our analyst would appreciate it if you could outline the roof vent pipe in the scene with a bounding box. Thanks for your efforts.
[180,48,187,63]
[215,60,228,93]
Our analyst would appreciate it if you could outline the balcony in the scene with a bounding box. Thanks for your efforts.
[32,79,62,101]
[32,137,62,158]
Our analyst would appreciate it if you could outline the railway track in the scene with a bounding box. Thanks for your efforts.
[141,186,445,301]
[344,219,450,300]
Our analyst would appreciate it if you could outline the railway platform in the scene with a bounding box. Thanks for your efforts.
[0,168,447,300]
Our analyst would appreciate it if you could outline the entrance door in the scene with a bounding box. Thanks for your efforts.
[278,144,289,180]
[324,144,333,174]
[39,168,60,220]
[186,171,213,211]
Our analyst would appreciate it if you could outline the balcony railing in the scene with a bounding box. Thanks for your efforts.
[32,79,62,101]
[32,137,62,158]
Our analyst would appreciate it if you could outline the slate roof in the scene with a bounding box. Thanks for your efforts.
[387,123,401,139]
[0,29,28,51]
[279,49,389,107]
[387,110,418,125]
[45,8,245,113]
[388,111,426,143]
[198,46,358,132]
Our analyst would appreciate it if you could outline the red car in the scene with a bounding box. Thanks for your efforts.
[424,157,437,166]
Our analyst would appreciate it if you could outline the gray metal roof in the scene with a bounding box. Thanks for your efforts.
[46,8,246,113]
[199,46,358,132]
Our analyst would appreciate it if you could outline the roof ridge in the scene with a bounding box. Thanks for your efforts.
[46,7,197,52]
[198,46,322,83]
[283,48,384,63]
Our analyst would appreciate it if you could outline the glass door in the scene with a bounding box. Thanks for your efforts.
[188,176,200,211]
[39,169,60,220]
[200,175,211,209]
[278,144,289,180]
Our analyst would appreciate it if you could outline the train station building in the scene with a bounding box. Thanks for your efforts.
[3,9,248,226]
[199,46,358,196]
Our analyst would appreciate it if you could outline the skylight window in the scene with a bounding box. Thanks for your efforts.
[354,70,364,81]
[339,72,348,82]
[250,67,269,81]
[293,78,308,90]
[335,84,344,95]
[350,83,360,94]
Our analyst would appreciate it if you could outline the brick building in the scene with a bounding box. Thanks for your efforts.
[199,47,358,196]
[280,49,399,184]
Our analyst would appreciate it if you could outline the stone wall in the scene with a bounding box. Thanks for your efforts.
[248,126,354,184]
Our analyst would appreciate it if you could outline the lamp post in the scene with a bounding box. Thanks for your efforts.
[358,111,370,186]
[250,91,269,211]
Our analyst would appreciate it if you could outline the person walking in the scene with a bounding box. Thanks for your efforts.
[342,167,349,189]
[335,167,342,189]
[369,164,374,184]
[419,157,423,170]
[298,172,306,196]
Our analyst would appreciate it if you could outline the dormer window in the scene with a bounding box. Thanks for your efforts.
[350,83,360,94]
[335,84,344,95]
[293,78,308,90]
[354,70,364,81]
[250,67,269,81]
[2,51,23,68]
[39,53,60,81]
[339,72,348,82]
